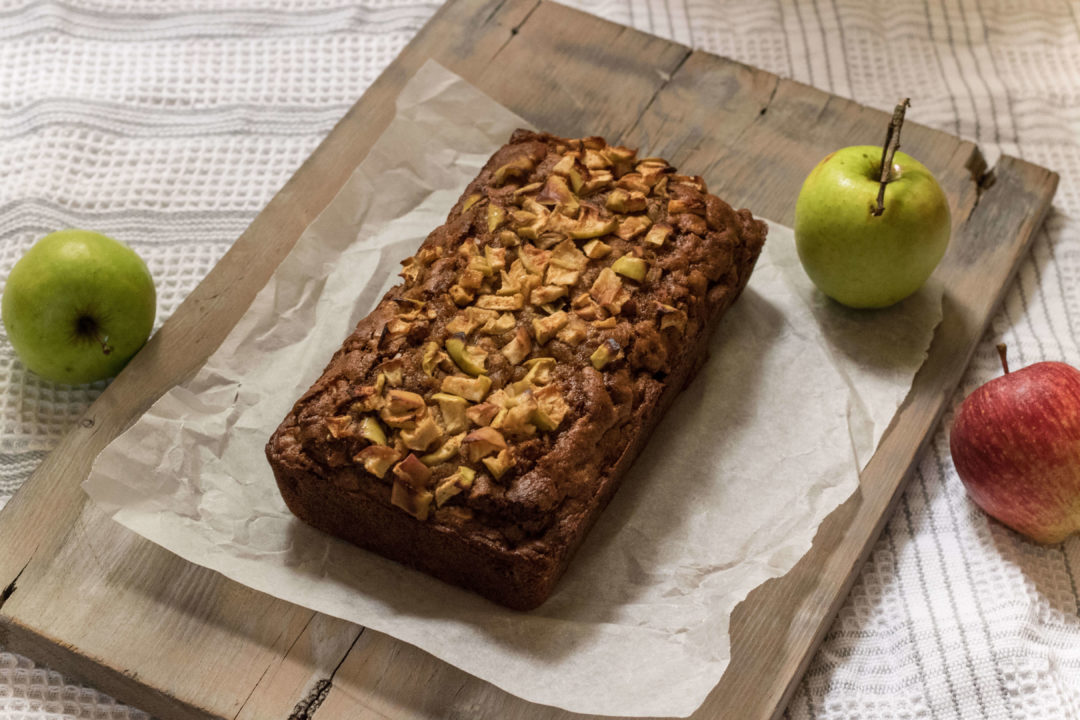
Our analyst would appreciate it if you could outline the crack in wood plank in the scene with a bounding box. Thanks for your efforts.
[229,614,367,720]
[288,679,331,720]
[966,148,995,214]
[0,558,30,611]
[299,628,364,720]
[725,74,783,144]
[759,79,780,116]
[811,94,836,125]
[622,46,693,141]
[236,651,281,720]
[481,0,510,25]
[229,618,303,719]
[488,0,541,62]
[697,74,783,180]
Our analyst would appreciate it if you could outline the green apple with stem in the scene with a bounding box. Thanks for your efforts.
[2,229,156,384]
[794,99,951,309]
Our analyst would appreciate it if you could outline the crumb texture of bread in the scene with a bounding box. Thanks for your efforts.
[266,129,767,610]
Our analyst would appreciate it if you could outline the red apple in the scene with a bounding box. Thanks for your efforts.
[950,345,1080,543]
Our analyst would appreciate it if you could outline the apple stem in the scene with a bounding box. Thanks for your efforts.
[95,330,113,356]
[872,98,912,217]
[76,315,112,356]
[997,343,1009,374]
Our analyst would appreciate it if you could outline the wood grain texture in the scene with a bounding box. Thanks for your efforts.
[0,1,1057,719]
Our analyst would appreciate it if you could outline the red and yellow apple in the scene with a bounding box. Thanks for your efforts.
[950,347,1080,544]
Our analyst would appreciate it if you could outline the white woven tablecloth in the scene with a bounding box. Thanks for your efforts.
[1,1,1078,718]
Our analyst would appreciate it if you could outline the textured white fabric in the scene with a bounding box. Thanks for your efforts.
[0,0,1078,718]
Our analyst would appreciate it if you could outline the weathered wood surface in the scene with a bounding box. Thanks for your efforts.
[0,0,1057,718]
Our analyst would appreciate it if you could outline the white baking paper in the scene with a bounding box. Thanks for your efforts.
[82,61,943,718]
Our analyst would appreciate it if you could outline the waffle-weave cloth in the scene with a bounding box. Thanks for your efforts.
[0,1,1078,717]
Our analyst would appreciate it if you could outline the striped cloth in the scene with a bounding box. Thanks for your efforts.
[1,1,1078,717]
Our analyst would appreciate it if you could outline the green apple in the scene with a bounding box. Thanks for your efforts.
[794,146,951,308]
[2,229,156,384]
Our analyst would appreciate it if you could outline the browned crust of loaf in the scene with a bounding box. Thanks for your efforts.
[269,264,754,610]
[266,129,766,610]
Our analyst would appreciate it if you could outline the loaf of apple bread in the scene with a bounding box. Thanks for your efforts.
[265,130,767,610]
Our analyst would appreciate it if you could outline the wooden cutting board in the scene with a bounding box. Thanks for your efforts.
[0,1,1057,718]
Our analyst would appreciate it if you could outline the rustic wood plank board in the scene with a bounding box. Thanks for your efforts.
[0,1,1057,718]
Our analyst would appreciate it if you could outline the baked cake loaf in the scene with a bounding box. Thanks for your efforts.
[266,130,767,610]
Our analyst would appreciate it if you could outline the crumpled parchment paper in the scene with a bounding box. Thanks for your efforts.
[83,60,943,718]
